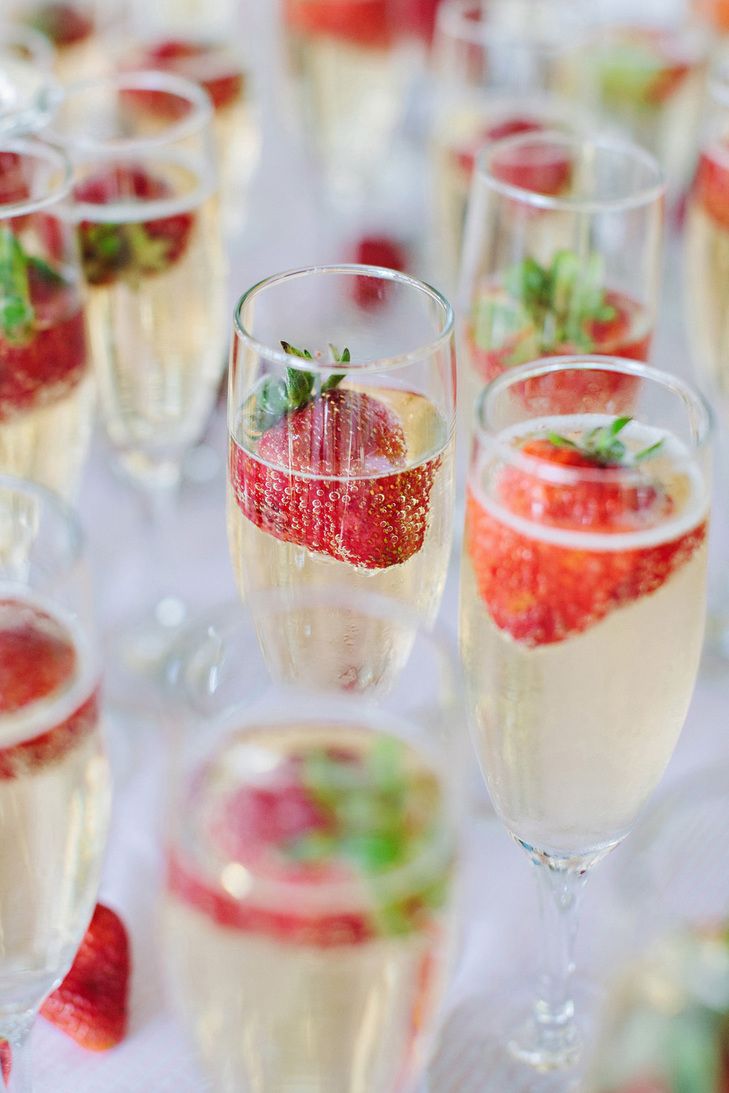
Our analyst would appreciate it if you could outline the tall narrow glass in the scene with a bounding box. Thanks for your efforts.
[457,356,710,1087]
[0,476,111,1092]
[162,589,463,1093]
[0,139,93,499]
[227,265,456,665]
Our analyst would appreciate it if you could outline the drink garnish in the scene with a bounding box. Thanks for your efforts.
[24,1,94,47]
[0,228,35,344]
[242,341,348,439]
[466,416,706,645]
[597,27,690,109]
[40,903,130,1051]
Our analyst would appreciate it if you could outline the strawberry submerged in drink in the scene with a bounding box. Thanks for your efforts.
[164,720,454,1093]
[228,342,453,680]
[461,411,708,859]
[0,595,109,1012]
[0,226,92,498]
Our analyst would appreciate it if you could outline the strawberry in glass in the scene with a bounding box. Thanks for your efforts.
[0,143,92,499]
[17,0,105,84]
[164,720,455,1093]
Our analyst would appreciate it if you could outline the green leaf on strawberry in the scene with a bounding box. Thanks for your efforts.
[243,341,349,438]
[0,228,35,344]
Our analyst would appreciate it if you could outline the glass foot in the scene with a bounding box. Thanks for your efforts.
[114,595,189,679]
[427,988,596,1093]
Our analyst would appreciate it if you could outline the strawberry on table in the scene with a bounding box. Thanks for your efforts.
[230,342,440,570]
[41,903,130,1051]
[74,166,194,286]
[466,417,707,646]
[349,234,409,309]
[0,1041,9,1086]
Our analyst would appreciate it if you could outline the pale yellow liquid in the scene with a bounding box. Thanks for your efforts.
[214,95,260,235]
[461,420,708,859]
[84,183,226,483]
[0,600,110,1016]
[0,371,93,501]
[164,722,452,1093]
[685,195,729,400]
[227,388,454,687]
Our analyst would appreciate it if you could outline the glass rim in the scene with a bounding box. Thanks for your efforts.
[0,137,72,218]
[166,587,459,909]
[436,0,584,50]
[473,356,713,485]
[0,21,56,68]
[0,473,83,566]
[476,130,666,213]
[53,69,214,152]
[232,264,455,374]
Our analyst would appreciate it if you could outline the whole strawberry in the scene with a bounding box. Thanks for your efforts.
[24,2,93,47]
[41,903,130,1051]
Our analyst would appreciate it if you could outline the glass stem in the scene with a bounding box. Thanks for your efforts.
[135,469,183,617]
[530,858,589,1059]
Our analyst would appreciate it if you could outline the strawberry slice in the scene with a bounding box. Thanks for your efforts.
[349,234,409,309]
[40,904,130,1051]
[466,420,706,645]
[231,364,440,569]
[597,28,691,109]
[131,40,245,114]
[24,2,93,48]
[285,0,394,49]
[453,117,545,179]
[74,166,194,286]
[693,147,729,231]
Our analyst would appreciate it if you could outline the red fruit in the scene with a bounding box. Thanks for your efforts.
[491,136,572,196]
[453,117,544,179]
[25,2,93,48]
[0,261,88,419]
[350,234,409,309]
[230,388,440,569]
[694,147,729,230]
[465,438,706,646]
[0,1042,10,1085]
[134,40,245,113]
[74,166,194,285]
[406,0,442,43]
[41,904,130,1051]
[0,153,31,206]
[285,0,394,48]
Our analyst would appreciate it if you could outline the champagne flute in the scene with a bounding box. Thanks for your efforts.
[227,264,456,676]
[431,0,590,292]
[0,475,111,1092]
[0,138,93,499]
[163,587,462,1093]
[459,132,666,445]
[446,356,710,1089]
[51,71,227,668]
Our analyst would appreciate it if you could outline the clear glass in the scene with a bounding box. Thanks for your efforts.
[0,23,58,136]
[227,264,456,675]
[582,0,709,205]
[282,0,424,208]
[162,588,463,1093]
[50,70,227,672]
[685,61,729,655]
[459,133,666,452]
[114,3,260,237]
[457,356,711,1087]
[0,139,93,499]
[430,0,592,291]
[0,475,111,1092]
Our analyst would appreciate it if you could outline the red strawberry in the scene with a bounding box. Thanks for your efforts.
[694,147,729,230]
[0,1042,10,1086]
[24,2,93,48]
[349,234,409,309]
[133,40,245,113]
[405,0,442,44]
[453,117,545,179]
[0,258,88,419]
[490,135,573,196]
[212,775,332,866]
[466,426,707,646]
[0,153,31,206]
[231,387,440,569]
[41,904,130,1051]
[285,0,394,48]
[74,166,194,285]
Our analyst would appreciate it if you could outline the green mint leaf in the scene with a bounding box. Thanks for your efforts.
[546,432,578,450]
[634,439,664,462]
[27,255,65,286]
[0,228,34,343]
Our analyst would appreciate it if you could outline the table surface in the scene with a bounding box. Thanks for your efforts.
[27,5,729,1090]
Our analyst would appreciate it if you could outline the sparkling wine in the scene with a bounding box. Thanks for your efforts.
[461,416,708,859]
[76,161,226,480]
[0,593,110,1014]
[164,720,454,1093]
